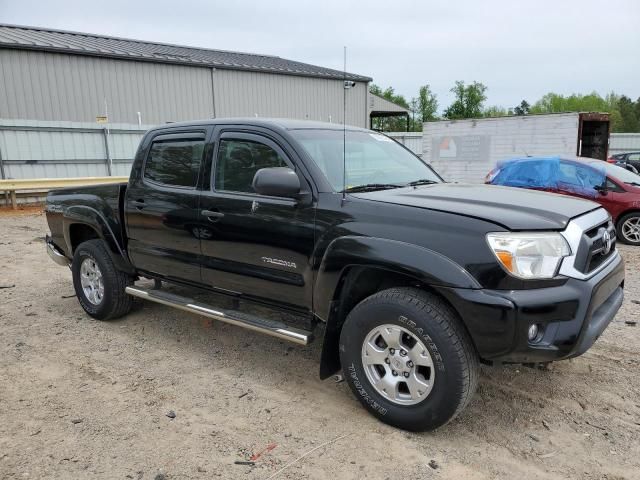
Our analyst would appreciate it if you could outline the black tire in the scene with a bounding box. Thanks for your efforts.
[616,212,640,246]
[339,287,479,431]
[72,239,134,320]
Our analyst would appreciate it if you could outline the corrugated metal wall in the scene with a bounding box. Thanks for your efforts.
[0,50,214,124]
[0,119,147,180]
[610,133,640,154]
[213,69,367,126]
[0,49,368,128]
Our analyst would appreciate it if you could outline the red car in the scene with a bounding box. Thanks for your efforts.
[486,155,640,245]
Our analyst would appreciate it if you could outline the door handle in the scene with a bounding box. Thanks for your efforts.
[131,199,145,209]
[201,209,225,222]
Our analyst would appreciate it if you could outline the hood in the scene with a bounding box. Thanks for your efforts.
[352,183,600,230]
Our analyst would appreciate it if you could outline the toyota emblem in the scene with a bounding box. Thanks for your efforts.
[602,230,612,255]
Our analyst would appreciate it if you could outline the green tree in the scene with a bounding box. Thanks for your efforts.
[443,81,488,119]
[617,95,640,133]
[529,92,615,114]
[483,106,509,118]
[513,100,530,116]
[418,85,438,122]
[369,84,415,132]
[528,91,640,132]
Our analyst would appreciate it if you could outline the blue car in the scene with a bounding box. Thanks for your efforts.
[485,155,640,245]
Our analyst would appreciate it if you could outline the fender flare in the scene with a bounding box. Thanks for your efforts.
[313,236,480,379]
[313,236,480,321]
[62,205,135,275]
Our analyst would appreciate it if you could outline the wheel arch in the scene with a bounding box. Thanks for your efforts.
[314,236,480,379]
[63,206,135,275]
[615,209,640,225]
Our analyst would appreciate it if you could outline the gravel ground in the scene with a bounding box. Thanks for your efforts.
[1,208,639,480]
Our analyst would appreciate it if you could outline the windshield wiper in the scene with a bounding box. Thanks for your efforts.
[625,181,640,187]
[342,183,403,193]
[406,179,439,186]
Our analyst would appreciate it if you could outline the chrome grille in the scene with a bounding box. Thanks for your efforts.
[576,221,617,274]
[558,209,618,281]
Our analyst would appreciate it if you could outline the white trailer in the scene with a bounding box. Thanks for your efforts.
[423,112,610,183]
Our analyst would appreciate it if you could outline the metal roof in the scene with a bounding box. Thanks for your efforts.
[369,93,410,115]
[0,24,372,82]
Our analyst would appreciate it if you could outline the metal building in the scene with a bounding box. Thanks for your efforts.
[0,24,372,126]
[369,93,411,130]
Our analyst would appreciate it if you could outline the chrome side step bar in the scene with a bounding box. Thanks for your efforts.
[125,286,312,346]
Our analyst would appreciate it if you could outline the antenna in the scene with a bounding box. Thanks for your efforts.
[341,47,356,200]
[342,46,347,200]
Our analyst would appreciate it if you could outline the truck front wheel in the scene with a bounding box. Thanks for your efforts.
[339,287,479,431]
[72,240,134,321]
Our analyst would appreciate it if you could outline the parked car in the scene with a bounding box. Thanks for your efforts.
[608,152,640,174]
[45,120,624,431]
[486,155,640,245]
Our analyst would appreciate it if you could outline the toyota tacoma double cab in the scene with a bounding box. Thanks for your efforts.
[45,119,625,431]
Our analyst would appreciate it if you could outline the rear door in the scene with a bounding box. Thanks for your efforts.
[198,129,316,310]
[125,129,208,284]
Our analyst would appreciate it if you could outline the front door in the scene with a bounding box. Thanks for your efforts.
[556,160,603,202]
[125,130,207,284]
[198,130,316,310]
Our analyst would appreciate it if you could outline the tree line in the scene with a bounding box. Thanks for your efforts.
[370,82,640,133]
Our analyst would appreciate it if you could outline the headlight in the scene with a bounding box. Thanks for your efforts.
[486,232,571,279]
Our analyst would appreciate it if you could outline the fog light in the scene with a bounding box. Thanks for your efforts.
[528,324,540,342]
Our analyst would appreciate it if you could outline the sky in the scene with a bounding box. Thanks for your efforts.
[1,0,639,113]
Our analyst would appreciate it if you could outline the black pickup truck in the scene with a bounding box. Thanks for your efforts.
[45,119,625,431]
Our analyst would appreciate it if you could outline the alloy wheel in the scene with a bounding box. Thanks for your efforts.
[361,324,435,405]
[80,257,105,305]
[621,217,640,243]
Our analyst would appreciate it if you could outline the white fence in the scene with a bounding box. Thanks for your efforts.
[610,133,640,155]
[0,119,151,181]
[2,119,638,205]
[385,132,423,156]
[386,131,640,160]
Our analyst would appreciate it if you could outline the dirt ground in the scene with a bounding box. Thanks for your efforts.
[1,208,639,480]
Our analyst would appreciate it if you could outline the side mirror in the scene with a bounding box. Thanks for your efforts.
[594,184,608,196]
[252,167,301,198]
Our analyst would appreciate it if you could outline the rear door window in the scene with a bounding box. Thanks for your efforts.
[144,138,205,188]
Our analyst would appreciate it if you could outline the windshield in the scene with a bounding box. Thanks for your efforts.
[587,160,640,184]
[291,129,442,191]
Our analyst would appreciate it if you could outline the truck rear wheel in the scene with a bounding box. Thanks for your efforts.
[339,287,479,431]
[72,239,133,320]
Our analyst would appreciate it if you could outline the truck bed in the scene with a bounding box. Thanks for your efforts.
[45,182,128,259]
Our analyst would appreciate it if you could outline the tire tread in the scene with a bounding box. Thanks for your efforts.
[345,286,479,428]
[73,239,133,320]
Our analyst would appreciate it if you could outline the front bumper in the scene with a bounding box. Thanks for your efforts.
[46,235,70,267]
[439,252,624,363]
